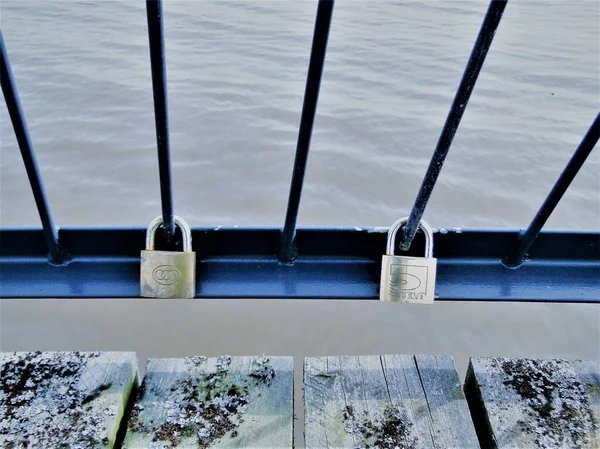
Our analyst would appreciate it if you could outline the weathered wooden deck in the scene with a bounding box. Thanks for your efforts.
[1,352,598,448]
[304,354,479,449]
[465,357,600,449]
[0,351,138,448]
[122,356,293,449]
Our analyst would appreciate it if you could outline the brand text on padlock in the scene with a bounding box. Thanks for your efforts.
[390,264,430,296]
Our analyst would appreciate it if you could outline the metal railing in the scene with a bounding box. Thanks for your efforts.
[399,0,508,251]
[279,0,334,263]
[1,0,598,301]
[503,114,599,267]
[0,31,64,264]
[146,0,175,242]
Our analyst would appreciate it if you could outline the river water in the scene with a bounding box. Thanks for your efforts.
[0,1,598,444]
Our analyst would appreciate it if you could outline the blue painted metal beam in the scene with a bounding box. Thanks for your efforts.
[1,228,597,302]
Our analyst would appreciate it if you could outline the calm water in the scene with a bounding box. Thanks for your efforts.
[0,2,599,444]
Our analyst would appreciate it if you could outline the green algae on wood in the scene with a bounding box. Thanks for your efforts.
[122,355,293,448]
[0,351,138,448]
[304,354,479,449]
[464,357,600,449]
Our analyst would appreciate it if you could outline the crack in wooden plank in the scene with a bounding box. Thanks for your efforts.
[380,355,393,403]
[414,354,438,449]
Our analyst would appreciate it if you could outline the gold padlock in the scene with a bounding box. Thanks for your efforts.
[140,216,196,299]
[379,217,436,304]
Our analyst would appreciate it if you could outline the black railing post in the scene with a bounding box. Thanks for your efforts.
[146,0,175,241]
[279,0,334,263]
[399,0,509,251]
[0,31,64,264]
[504,113,599,267]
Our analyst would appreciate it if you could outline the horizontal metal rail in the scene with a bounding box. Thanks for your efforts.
[279,0,334,263]
[0,31,65,264]
[146,0,175,241]
[1,227,597,302]
[400,0,508,251]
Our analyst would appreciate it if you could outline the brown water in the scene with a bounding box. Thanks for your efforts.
[0,1,599,445]
[1,1,598,228]
[1,299,599,447]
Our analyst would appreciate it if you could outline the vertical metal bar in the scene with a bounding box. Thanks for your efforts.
[504,112,599,267]
[0,31,64,264]
[279,0,334,263]
[399,0,508,251]
[146,0,175,241]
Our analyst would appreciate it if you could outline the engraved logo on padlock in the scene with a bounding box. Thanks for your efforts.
[152,265,181,285]
[380,217,437,304]
[140,216,196,299]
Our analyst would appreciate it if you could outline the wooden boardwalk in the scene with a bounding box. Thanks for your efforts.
[1,351,598,448]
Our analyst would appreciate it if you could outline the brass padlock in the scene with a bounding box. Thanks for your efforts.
[379,217,436,304]
[140,216,196,299]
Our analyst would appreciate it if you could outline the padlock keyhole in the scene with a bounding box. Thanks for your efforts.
[153,225,184,252]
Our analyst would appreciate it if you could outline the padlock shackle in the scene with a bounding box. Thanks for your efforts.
[386,216,433,257]
[145,215,192,252]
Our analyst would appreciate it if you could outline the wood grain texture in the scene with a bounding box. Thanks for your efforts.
[123,355,293,448]
[304,354,478,449]
[464,357,600,449]
[0,351,138,448]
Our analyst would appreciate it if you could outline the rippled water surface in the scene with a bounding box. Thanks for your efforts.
[1,0,598,228]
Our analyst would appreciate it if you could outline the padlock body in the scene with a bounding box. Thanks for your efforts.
[379,255,437,304]
[140,250,196,299]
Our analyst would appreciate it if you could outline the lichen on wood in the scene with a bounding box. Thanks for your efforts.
[342,404,418,449]
[305,355,479,449]
[500,358,597,448]
[0,351,137,449]
[124,355,291,449]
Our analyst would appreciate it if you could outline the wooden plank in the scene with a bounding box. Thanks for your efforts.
[122,355,293,448]
[414,354,480,447]
[304,354,479,449]
[0,351,138,449]
[464,357,600,449]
